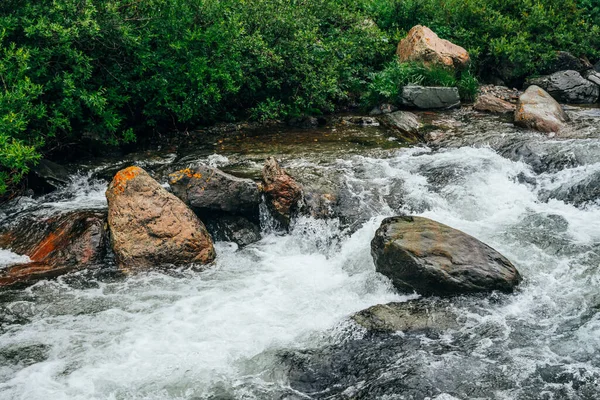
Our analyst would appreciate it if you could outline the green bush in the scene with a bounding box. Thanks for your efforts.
[364,61,479,106]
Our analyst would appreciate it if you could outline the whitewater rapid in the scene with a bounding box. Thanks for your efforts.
[1,139,600,399]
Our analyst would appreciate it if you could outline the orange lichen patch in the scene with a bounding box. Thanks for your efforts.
[168,168,203,184]
[111,166,142,194]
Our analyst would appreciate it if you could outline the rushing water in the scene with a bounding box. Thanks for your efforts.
[1,109,600,399]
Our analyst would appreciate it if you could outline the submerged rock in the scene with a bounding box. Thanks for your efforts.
[377,111,422,142]
[261,157,303,228]
[169,165,261,220]
[515,85,568,133]
[352,299,458,333]
[400,85,461,109]
[106,166,215,271]
[539,170,600,207]
[203,215,261,247]
[397,25,470,70]
[0,211,107,287]
[473,93,515,114]
[526,70,599,104]
[371,216,521,296]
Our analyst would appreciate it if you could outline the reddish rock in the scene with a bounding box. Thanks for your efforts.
[473,94,515,114]
[397,25,470,70]
[261,158,303,227]
[106,166,215,271]
[0,211,107,287]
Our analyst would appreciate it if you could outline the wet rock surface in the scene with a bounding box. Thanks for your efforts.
[377,111,421,142]
[261,157,303,228]
[0,211,107,286]
[515,85,568,133]
[106,166,215,271]
[352,299,458,333]
[400,85,461,109]
[474,93,515,114]
[526,70,600,104]
[203,215,261,247]
[372,216,522,296]
[397,25,470,70]
[169,164,261,221]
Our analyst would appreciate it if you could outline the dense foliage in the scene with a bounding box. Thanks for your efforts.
[1,0,599,193]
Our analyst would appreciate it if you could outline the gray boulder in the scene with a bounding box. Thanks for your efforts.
[594,60,600,73]
[400,85,461,109]
[377,111,422,142]
[352,299,457,333]
[169,165,261,220]
[527,70,599,104]
[371,216,522,296]
[515,85,569,133]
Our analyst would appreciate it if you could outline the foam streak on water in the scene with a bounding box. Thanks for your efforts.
[1,142,600,399]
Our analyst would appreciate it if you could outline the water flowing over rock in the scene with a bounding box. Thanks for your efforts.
[371,216,522,296]
[106,166,215,271]
[396,25,470,70]
[400,85,461,109]
[169,165,261,220]
[0,211,107,286]
[352,299,458,333]
[377,111,422,142]
[526,70,600,104]
[515,85,568,133]
[261,157,303,227]
[474,93,515,114]
[27,159,71,195]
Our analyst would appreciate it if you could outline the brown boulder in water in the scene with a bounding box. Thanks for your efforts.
[106,166,215,271]
[261,157,303,228]
[371,216,521,296]
[0,211,107,287]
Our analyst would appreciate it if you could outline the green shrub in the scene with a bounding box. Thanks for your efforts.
[364,60,478,106]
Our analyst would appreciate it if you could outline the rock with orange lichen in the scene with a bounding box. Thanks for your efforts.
[106,166,215,271]
[515,85,569,133]
[262,157,303,228]
[0,211,107,287]
[169,165,261,220]
[397,25,470,70]
[372,216,521,296]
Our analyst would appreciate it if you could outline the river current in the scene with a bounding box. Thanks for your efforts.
[1,109,599,399]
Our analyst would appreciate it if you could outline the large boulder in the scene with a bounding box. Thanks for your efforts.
[526,70,599,104]
[262,158,303,228]
[169,165,261,220]
[397,25,470,70]
[515,85,569,132]
[352,299,458,333]
[371,216,521,296]
[473,94,515,114]
[515,85,569,133]
[106,166,215,271]
[0,211,107,287]
[400,86,461,109]
[377,111,422,142]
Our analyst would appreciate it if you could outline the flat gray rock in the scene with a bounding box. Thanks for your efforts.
[400,85,460,109]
